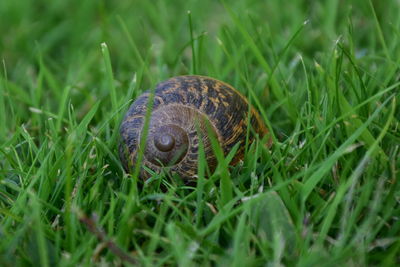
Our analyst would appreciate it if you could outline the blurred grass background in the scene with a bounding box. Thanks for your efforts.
[1,0,398,134]
[0,0,399,266]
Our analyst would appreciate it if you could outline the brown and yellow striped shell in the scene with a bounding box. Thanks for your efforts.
[119,75,269,180]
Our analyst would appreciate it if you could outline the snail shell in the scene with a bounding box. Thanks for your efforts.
[119,75,269,180]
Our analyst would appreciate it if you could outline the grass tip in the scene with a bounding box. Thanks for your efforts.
[101,42,108,51]
[29,107,43,114]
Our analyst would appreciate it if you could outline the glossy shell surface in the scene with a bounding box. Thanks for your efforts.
[119,75,268,180]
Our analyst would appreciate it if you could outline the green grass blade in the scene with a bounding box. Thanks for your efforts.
[368,0,391,61]
[317,97,396,244]
[301,95,393,201]
[101,43,118,128]
[187,10,197,74]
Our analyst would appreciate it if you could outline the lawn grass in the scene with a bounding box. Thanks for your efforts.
[1,0,399,266]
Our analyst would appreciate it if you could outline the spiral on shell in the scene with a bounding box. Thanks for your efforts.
[119,75,269,180]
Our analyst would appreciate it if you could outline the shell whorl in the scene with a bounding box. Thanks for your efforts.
[119,75,269,180]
